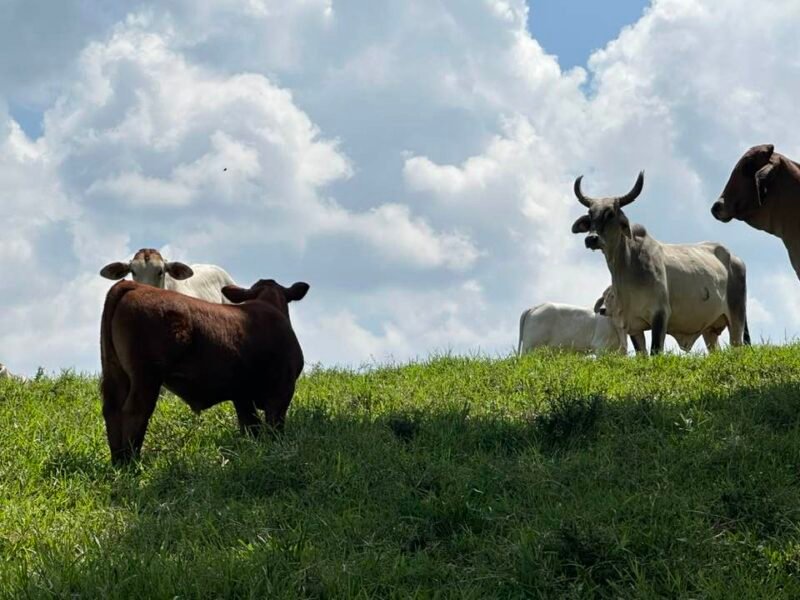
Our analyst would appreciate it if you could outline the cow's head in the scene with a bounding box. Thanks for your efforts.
[711,144,776,223]
[99,248,194,288]
[593,285,616,316]
[571,171,645,251]
[222,279,309,319]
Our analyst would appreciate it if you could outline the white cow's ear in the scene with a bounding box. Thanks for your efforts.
[100,262,131,280]
[166,262,194,280]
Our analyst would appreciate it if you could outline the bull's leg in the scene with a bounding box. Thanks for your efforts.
[728,315,748,347]
[118,378,160,464]
[630,333,647,356]
[233,397,262,437]
[727,258,749,346]
[703,330,720,352]
[101,370,130,465]
[650,311,668,356]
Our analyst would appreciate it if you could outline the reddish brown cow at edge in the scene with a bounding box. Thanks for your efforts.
[712,144,800,279]
[100,278,309,465]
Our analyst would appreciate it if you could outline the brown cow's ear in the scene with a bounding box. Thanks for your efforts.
[285,282,310,302]
[166,261,193,280]
[747,144,774,169]
[755,155,780,206]
[222,285,256,303]
[571,215,591,234]
[100,262,131,280]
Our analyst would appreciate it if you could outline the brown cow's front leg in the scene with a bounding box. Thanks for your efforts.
[233,398,262,437]
[264,380,296,435]
[650,311,668,356]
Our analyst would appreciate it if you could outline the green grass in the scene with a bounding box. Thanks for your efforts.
[3,347,800,598]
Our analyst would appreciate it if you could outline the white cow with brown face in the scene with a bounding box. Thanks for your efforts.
[100,248,236,304]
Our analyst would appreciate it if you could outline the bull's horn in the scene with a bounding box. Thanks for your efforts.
[617,171,645,207]
[573,175,595,207]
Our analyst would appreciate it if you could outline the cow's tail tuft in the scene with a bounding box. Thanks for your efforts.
[743,318,751,346]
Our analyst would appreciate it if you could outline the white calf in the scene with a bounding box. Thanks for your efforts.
[518,302,626,355]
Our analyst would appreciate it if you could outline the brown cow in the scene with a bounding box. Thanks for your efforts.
[712,144,800,278]
[100,277,309,465]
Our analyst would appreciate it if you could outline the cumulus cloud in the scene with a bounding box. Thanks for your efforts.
[1,0,800,374]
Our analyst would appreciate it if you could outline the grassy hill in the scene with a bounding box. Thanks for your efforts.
[3,347,800,598]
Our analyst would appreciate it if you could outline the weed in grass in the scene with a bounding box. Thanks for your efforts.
[532,392,603,452]
[386,414,421,443]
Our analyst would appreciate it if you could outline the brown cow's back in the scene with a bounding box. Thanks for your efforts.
[107,281,302,413]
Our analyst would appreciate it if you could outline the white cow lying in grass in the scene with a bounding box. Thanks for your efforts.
[100,248,236,304]
[0,363,26,381]
[518,288,626,355]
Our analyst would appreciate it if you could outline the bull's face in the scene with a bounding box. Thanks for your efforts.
[222,279,310,318]
[99,248,194,288]
[711,144,774,223]
[570,172,644,252]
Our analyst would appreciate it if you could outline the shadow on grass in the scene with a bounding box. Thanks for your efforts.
[27,380,800,597]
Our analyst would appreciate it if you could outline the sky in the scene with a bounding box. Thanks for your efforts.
[1,0,799,376]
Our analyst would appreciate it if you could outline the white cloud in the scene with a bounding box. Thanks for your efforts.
[2,0,800,373]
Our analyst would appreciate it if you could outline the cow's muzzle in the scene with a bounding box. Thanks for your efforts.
[585,234,601,250]
[711,198,732,223]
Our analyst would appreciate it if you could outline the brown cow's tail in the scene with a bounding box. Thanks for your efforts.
[744,318,751,346]
[100,281,137,394]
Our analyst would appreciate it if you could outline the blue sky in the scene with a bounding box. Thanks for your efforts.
[1,0,800,375]
[527,0,648,70]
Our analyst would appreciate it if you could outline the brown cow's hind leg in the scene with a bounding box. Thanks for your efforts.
[119,379,161,464]
[102,371,130,465]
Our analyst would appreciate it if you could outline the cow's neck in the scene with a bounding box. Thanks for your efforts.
[745,171,800,280]
[602,232,633,281]
[746,166,800,240]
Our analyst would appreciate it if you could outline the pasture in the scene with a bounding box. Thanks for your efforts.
[3,347,800,597]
